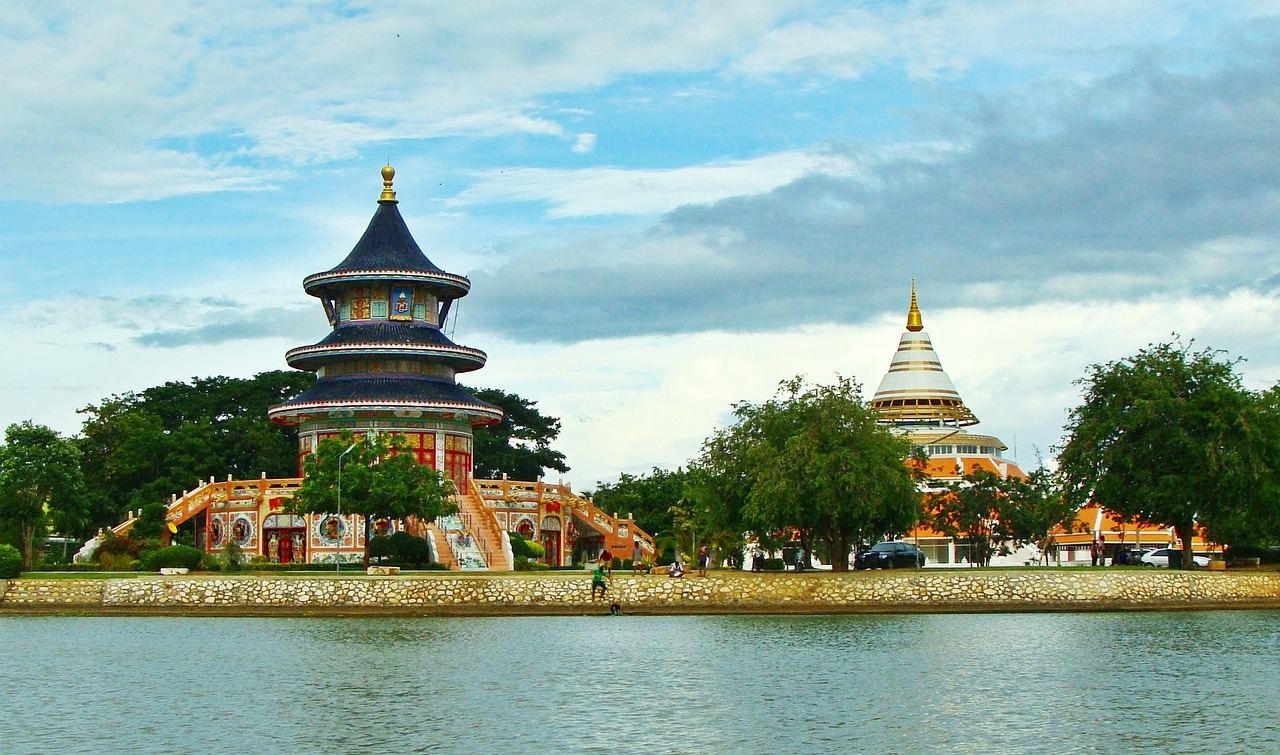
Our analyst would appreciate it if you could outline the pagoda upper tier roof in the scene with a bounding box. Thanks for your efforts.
[870,284,979,427]
[285,322,487,372]
[268,376,502,426]
[302,201,470,297]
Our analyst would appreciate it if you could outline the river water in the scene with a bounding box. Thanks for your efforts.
[2,611,1277,753]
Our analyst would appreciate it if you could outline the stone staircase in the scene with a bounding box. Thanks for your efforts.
[436,514,488,570]
[458,481,514,570]
[82,476,304,562]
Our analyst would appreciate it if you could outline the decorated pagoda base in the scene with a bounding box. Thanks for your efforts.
[99,474,653,571]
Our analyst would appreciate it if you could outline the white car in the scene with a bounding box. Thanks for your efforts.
[1140,548,1209,568]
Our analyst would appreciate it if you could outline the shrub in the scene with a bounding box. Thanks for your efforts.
[222,541,244,572]
[621,558,633,570]
[139,545,205,572]
[514,554,530,571]
[96,531,139,560]
[762,558,786,571]
[0,544,22,578]
[508,532,536,559]
[369,536,392,560]
[611,557,623,570]
[200,553,223,572]
[387,532,432,566]
[100,552,138,571]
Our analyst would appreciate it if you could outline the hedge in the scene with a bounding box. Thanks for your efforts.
[139,545,206,572]
[0,544,22,578]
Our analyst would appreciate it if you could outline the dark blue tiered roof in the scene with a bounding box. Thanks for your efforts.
[275,376,500,415]
[328,202,442,274]
[268,166,500,427]
[313,322,462,349]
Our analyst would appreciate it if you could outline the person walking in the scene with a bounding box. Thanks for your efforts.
[631,540,645,575]
[697,543,709,577]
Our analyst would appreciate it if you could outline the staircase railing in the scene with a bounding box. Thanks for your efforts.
[460,481,513,570]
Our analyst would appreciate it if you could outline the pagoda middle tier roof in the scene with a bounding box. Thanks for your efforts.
[285,322,487,371]
[268,376,502,426]
[302,201,470,296]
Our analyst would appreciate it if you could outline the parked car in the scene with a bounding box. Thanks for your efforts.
[1111,548,1150,566]
[856,541,926,569]
[1140,548,1210,568]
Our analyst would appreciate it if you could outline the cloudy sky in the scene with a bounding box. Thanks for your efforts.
[3,1,1278,489]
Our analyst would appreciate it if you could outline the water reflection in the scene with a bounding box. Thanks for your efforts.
[1,612,1277,753]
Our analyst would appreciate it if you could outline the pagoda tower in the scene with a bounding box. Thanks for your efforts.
[869,282,1023,481]
[269,165,502,490]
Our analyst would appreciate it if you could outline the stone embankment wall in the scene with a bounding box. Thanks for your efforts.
[2,571,1279,615]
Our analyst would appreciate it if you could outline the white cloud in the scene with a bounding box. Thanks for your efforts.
[474,288,1280,488]
[571,132,597,154]
[0,1,795,202]
[449,148,870,218]
[730,0,1230,81]
[0,1,1254,203]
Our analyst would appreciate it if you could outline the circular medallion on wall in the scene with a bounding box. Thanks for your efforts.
[371,518,395,538]
[231,515,254,547]
[210,517,225,547]
[316,515,346,546]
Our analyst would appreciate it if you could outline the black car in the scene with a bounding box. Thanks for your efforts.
[856,541,925,569]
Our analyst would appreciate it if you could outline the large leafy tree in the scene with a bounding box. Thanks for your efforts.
[693,376,922,571]
[77,371,314,530]
[290,432,458,566]
[590,467,688,540]
[464,386,569,480]
[932,468,1076,567]
[0,422,88,569]
[1058,340,1278,567]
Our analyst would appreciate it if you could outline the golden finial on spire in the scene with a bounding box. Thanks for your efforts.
[906,279,923,332]
[379,163,397,203]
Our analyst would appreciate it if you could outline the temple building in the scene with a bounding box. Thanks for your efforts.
[263,164,503,564]
[872,283,1028,566]
[95,167,653,570]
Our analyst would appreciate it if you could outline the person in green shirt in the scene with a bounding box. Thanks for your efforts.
[591,563,609,599]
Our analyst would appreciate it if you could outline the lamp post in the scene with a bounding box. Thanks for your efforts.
[335,441,359,575]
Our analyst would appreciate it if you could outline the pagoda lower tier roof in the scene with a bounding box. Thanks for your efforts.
[286,322,486,371]
[267,376,503,426]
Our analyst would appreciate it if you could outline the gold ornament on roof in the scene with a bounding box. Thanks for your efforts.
[379,164,398,203]
[906,279,923,332]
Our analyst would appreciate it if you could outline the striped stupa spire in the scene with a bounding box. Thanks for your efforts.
[870,282,978,427]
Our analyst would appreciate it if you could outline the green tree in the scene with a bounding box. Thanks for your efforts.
[933,470,1010,567]
[931,469,1075,567]
[1000,468,1080,560]
[77,371,314,531]
[464,386,569,480]
[693,376,922,571]
[1058,340,1278,568]
[0,422,87,570]
[289,432,458,566]
[590,467,688,540]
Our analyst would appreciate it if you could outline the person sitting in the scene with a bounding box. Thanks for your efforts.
[668,560,684,578]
